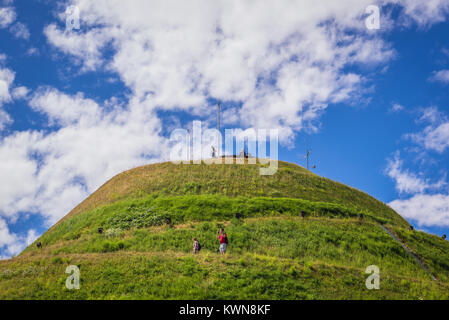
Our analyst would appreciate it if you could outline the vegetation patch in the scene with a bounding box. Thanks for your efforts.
[107,206,171,230]
[32,194,393,251]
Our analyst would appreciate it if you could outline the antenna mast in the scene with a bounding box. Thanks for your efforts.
[217,101,221,132]
[305,149,311,170]
[187,128,191,162]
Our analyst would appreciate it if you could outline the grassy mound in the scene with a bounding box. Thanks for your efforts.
[1,160,448,299]
[62,161,407,227]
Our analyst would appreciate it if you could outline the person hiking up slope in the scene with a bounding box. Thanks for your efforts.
[193,237,201,254]
[216,228,228,255]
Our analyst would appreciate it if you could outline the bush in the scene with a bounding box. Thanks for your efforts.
[107,206,170,230]
[105,228,123,238]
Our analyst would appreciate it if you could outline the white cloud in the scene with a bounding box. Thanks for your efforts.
[393,0,449,27]
[44,24,110,71]
[385,153,446,194]
[390,103,404,112]
[408,107,449,153]
[0,109,11,130]
[9,21,30,40]
[0,218,16,249]
[0,67,14,105]
[0,67,14,130]
[428,69,449,84]
[26,47,39,56]
[29,87,102,127]
[0,7,15,28]
[25,229,39,246]
[418,106,444,124]
[43,0,447,137]
[389,194,449,227]
[0,89,168,226]
[387,105,449,228]
[11,86,28,100]
[0,5,30,40]
[0,217,39,260]
[43,0,404,135]
[414,122,449,153]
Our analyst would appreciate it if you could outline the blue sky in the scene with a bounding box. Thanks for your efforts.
[1,0,449,258]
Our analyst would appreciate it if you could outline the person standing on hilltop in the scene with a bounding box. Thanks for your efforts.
[216,228,228,255]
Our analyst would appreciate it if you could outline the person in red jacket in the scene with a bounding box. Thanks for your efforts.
[216,228,228,254]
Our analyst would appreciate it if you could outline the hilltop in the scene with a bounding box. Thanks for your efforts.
[1,160,448,299]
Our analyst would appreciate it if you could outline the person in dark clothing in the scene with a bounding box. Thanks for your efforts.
[193,237,201,254]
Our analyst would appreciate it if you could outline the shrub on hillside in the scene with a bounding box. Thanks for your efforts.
[107,206,170,230]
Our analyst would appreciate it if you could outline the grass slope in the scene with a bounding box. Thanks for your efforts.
[2,217,449,299]
[62,161,408,227]
[1,160,448,299]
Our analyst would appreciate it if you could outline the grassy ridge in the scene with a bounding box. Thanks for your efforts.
[3,216,449,299]
[25,217,430,279]
[31,194,395,250]
[1,252,448,300]
[61,161,407,228]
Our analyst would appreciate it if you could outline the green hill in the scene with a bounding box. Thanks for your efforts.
[1,160,448,299]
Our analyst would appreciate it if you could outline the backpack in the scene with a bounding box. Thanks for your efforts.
[224,235,229,245]
[197,242,201,251]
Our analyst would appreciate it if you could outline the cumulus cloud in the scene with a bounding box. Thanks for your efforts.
[428,69,449,84]
[0,218,20,259]
[0,67,14,104]
[389,194,449,227]
[0,218,39,260]
[43,0,404,135]
[9,21,30,40]
[390,103,404,113]
[44,24,110,71]
[392,0,449,27]
[418,106,444,124]
[26,47,39,56]
[29,87,102,127]
[0,5,30,40]
[11,86,28,100]
[414,123,449,153]
[0,62,32,132]
[387,106,449,228]
[43,0,447,136]
[0,7,15,28]
[385,153,446,194]
[408,107,449,153]
[0,109,11,130]
[0,66,14,130]
[0,89,168,226]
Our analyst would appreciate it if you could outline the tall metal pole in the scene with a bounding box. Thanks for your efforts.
[217,101,221,132]
[306,151,309,170]
[187,129,190,162]
[305,149,311,170]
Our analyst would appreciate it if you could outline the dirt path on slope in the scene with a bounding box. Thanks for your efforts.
[380,224,437,281]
